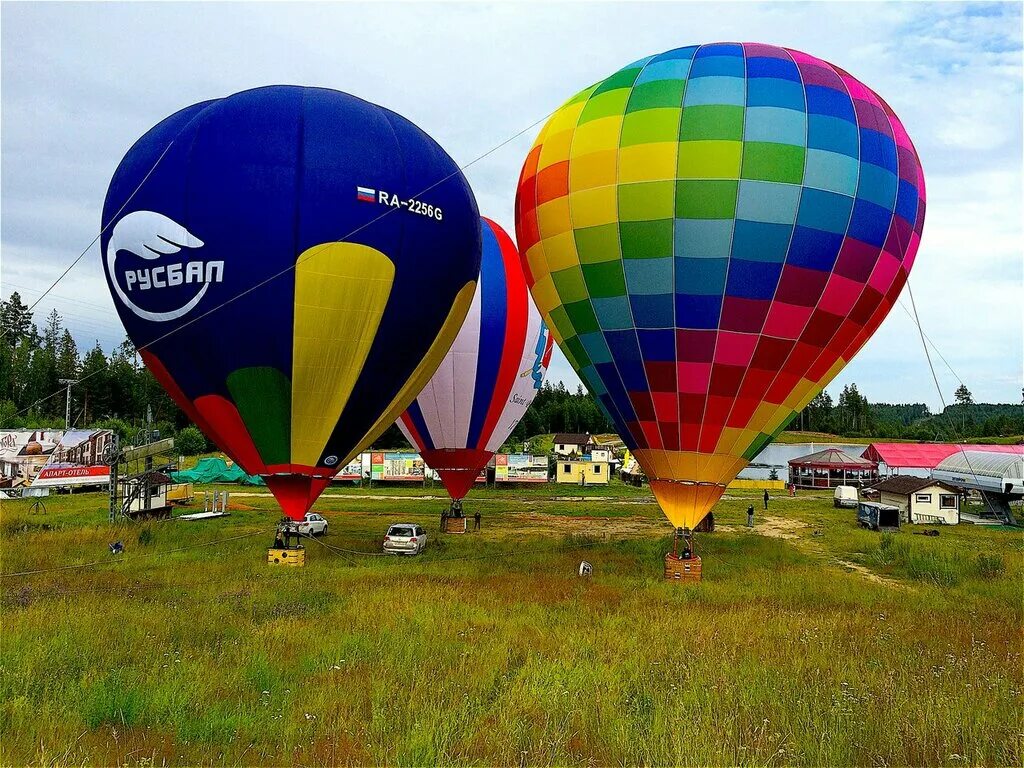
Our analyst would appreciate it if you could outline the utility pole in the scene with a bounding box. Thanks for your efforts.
[58,378,78,429]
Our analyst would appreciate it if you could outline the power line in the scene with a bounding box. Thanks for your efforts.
[25,141,176,314]
[905,279,984,486]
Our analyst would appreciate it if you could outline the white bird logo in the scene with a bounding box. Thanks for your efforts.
[106,210,206,322]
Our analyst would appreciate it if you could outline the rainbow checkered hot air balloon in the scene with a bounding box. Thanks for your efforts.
[398,218,553,500]
[102,86,481,520]
[515,43,925,530]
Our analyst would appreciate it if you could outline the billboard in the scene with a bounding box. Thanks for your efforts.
[0,430,112,493]
[332,456,365,482]
[33,430,113,488]
[370,452,426,481]
[494,454,548,483]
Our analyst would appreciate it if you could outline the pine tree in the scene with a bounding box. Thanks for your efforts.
[79,343,110,423]
[0,292,33,345]
[954,384,973,407]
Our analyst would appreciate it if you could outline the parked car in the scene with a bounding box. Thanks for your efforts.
[295,512,328,536]
[383,523,427,555]
[834,485,859,508]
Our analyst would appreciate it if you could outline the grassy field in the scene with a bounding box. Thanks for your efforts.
[1,480,1021,767]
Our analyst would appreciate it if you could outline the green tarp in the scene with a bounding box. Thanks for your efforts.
[171,457,265,485]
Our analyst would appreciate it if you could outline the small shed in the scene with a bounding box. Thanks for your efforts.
[120,470,175,519]
[788,448,878,489]
[556,460,609,486]
[869,476,961,525]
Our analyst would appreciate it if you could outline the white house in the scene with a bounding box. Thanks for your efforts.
[871,476,960,525]
[553,433,591,457]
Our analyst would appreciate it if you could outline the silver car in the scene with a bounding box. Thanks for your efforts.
[383,523,427,555]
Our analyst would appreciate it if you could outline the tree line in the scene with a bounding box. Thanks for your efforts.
[789,383,1024,441]
[2,291,1020,451]
[0,292,184,443]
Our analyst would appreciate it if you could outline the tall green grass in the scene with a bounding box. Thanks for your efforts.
[1,484,1020,766]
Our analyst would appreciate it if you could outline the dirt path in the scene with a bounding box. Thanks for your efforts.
[733,515,908,589]
[716,518,909,589]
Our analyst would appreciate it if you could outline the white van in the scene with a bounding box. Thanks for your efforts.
[834,485,858,508]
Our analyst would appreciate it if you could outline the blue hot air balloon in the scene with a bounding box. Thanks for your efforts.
[102,86,481,519]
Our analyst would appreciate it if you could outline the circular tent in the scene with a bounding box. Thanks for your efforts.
[788,447,878,489]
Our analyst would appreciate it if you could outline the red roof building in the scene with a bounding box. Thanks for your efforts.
[862,443,1023,473]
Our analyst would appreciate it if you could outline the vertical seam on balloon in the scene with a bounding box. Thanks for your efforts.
[558,78,634,445]
[401,402,433,452]
[175,101,240,463]
[714,46,811,466]
[466,222,506,447]
[477,220,529,452]
[468,222,503,448]
[667,50,690,458]
[615,54,663,457]
[749,56,886,450]
[334,106,411,465]
[715,50,861,461]
[671,44,703,471]
[287,87,307,474]
[456,272,483,448]
[694,44,745,489]
[786,75,902,418]
[835,91,913,366]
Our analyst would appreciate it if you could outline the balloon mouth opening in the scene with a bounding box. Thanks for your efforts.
[265,475,334,521]
[648,479,727,531]
[420,449,492,500]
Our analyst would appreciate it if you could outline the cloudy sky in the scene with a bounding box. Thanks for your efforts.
[2,1,1021,409]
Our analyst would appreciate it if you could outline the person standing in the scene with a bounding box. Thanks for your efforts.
[474,511,481,531]
[763,489,770,510]
[747,504,755,528]
[441,509,448,532]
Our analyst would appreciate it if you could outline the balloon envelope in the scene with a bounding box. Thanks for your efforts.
[398,218,553,499]
[102,86,481,520]
[515,43,925,528]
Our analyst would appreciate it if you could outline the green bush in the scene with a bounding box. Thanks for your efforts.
[174,425,207,456]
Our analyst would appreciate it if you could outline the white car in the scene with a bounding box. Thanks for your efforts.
[383,523,427,555]
[295,512,328,536]
[834,486,859,508]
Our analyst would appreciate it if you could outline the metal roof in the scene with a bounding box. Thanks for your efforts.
[935,450,1024,480]
[862,443,1023,469]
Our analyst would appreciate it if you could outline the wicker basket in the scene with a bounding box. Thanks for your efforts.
[664,552,702,582]
[443,516,467,534]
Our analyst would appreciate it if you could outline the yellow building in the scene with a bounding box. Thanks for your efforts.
[556,460,609,486]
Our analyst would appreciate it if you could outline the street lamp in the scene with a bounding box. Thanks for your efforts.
[58,378,78,429]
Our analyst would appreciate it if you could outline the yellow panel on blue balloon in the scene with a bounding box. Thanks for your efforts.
[291,243,394,467]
